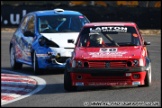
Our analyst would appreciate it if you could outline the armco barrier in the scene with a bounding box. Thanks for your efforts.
[1,5,161,29]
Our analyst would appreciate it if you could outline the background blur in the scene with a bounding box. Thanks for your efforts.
[1,1,161,29]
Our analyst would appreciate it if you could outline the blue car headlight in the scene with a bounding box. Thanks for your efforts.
[38,36,59,47]
[38,36,46,46]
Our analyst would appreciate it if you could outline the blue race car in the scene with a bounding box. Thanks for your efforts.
[9,8,90,74]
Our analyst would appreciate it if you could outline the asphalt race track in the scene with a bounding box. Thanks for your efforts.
[1,31,161,107]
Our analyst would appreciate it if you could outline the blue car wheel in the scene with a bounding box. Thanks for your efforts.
[33,51,42,75]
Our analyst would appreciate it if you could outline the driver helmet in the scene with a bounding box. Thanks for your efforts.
[90,33,103,45]
[39,19,49,32]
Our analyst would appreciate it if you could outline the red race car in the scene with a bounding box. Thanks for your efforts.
[64,22,151,91]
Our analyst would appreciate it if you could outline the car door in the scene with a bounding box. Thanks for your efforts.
[13,15,29,63]
[20,14,35,64]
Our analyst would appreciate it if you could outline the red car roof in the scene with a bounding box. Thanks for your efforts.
[84,22,137,27]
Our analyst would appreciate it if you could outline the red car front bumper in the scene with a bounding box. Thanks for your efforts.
[70,71,146,86]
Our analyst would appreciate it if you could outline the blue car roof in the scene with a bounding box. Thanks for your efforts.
[28,9,83,16]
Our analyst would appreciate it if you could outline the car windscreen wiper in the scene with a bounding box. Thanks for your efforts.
[105,34,119,46]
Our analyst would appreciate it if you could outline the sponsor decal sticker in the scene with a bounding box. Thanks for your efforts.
[79,16,84,18]
[88,49,127,57]
[100,48,117,52]
[132,33,138,37]
[36,54,48,57]
[90,27,127,32]
[88,82,127,86]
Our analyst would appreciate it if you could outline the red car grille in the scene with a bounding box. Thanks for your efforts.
[88,61,127,68]
[110,61,127,67]
[88,62,106,68]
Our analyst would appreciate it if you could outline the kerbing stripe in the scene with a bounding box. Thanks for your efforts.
[1,69,46,106]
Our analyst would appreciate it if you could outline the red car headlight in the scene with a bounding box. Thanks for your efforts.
[139,58,144,66]
[72,60,76,68]
[77,61,83,67]
[72,60,83,68]
[133,60,139,66]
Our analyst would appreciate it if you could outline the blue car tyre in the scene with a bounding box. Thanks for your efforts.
[33,51,42,75]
